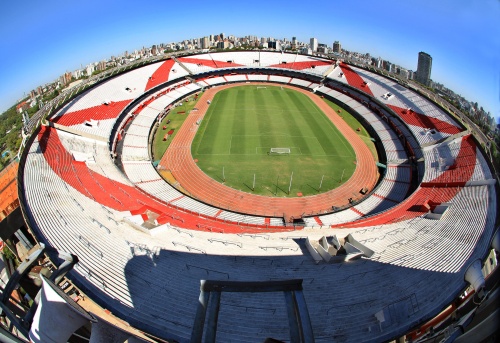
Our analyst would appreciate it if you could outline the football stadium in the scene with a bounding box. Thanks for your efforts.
[1,50,499,342]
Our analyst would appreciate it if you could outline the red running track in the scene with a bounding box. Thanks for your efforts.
[160,83,379,219]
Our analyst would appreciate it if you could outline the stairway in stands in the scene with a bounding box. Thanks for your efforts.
[172,56,193,75]
[322,63,338,79]
[186,76,205,89]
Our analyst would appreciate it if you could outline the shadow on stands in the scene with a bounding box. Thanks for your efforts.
[66,246,475,343]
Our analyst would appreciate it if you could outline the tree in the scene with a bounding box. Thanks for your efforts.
[2,247,17,261]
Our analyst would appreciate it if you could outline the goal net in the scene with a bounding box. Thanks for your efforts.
[269,148,291,155]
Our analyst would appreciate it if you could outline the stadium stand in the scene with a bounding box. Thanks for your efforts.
[224,74,247,82]
[247,73,269,82]
[269,75,292,84]
[16,51,497,342]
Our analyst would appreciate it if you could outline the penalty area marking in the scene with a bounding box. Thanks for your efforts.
[256,147,302,155]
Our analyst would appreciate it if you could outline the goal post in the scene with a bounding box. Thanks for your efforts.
[269,148,291,155]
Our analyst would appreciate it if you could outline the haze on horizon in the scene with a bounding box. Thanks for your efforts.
[0,0,498,121]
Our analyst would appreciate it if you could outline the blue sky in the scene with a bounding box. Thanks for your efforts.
[1,0,499,121]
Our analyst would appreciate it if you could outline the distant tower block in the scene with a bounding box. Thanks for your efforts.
[310,37,318,52]
[332,41,341,54]
[416,52,432,86]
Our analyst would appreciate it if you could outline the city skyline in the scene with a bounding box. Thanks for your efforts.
[0,0,498,120]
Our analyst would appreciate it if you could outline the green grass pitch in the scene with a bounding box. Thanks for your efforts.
[191,85,357,197]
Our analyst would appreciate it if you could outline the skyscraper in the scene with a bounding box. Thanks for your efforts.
[416,52,432,86]
[310,38,318,52]
[332,41,341,54]
[268,41,281,50]
[201,37,209,49]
